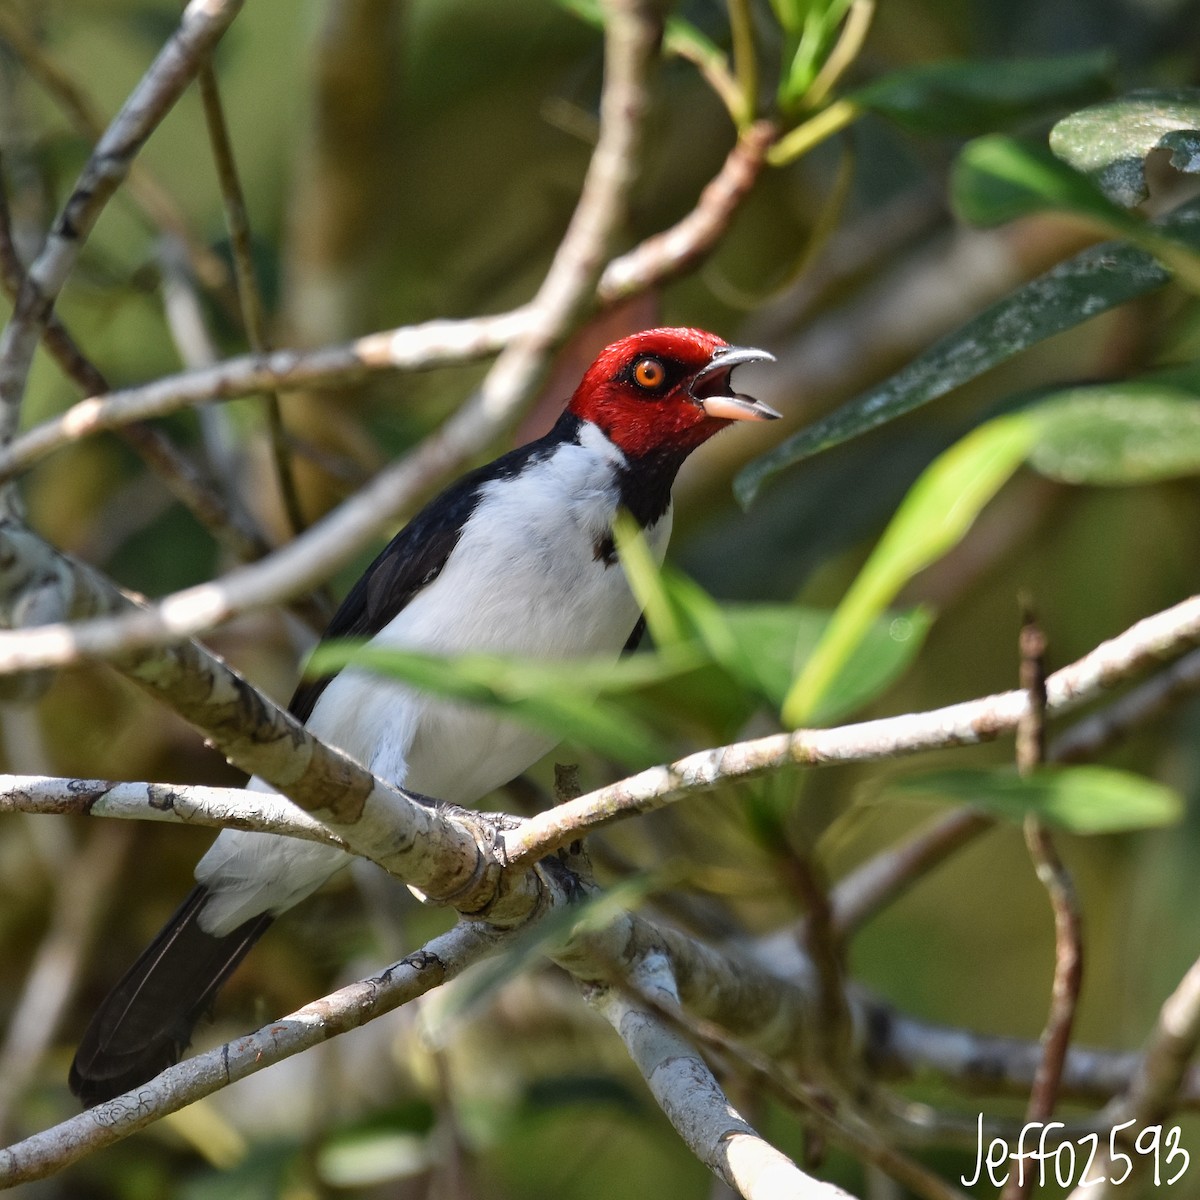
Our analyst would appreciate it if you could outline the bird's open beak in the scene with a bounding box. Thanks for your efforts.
[690,345,780,422]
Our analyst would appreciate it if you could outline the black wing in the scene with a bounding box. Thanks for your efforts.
[288,420,577,722]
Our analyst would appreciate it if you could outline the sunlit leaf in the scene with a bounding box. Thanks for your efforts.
[663,15,728,70]
[852,52,1115,136]
[559,0,734,93]
[953,136,1200,290]
[1050,88,1200,207]
[723,603,930,721]
[1027,381,1200,484]
[886,765,1182,833]
[735,197,1200,504]
[768,0,806,35]
[781,415,1038,727]
[612,511,688,648]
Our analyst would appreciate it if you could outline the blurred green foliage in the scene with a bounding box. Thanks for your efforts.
[4,0,1200,1197]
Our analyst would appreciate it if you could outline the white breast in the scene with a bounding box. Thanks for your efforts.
[308,425,671,802]
[196,426,670,934]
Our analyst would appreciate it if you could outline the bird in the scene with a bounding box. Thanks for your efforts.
[69,326,778,1106]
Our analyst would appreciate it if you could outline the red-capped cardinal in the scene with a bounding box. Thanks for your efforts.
[70,327,777,1105]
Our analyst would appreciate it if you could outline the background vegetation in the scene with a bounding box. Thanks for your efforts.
[3,0,1200,1196]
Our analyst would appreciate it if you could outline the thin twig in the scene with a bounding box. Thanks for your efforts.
[0,773,350,848]
[1067,955,1200,1197]
[0,117,775,486]
[828,642,1200,939]
[1051,644,1200,763]
[1005,609,1083,1200]
[0,309,530,481]
[0,525,504,913]
[614,962,968,1200]
[0,0,245,455]
[465,0,660,444]
[0,6,234,300]
[829,810,993,940]
[0,161,273,563]
[785,850,852,1073]
[195,57,307,537]
[597,120,776,302]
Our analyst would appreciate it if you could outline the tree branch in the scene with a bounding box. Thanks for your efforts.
[0,524,520,914]
[1068,955,1200,1197]
[0,773,348,848]
[0,920,500,1186]
[0,0,244,452]
[585,959,851,1200]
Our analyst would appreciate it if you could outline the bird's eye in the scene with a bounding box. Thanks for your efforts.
[632,357,667,390]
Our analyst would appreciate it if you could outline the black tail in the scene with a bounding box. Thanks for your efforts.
[69,885,272,1107]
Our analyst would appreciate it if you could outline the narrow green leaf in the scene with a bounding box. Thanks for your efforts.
[781,415,1038,727]
[735,197,1200,505]
[886,766,1182,834]
[767,0,805,34]
[779,0,854,106]
[952,136,1200,291]
[1050,88,1200,207]
[612,511,687,648]
[852,52,1115,136]
[814,607,931,723]
[306,642,685,764]
[1027,382,1200,484]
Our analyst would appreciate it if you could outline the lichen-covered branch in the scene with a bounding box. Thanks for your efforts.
[0,774,348,848]
[585,958,850,1200]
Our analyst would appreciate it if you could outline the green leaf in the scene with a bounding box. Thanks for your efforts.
[886,766,1183,834]
[305,642,691,765]
[779,0,854,107]
[1050,88,1200,208]
[953,135,1138,228]
[735,196,1200,505]
[781,415,1038,727]
[852,52,1115,136]
[814,607,931,723]
[1027,380,1200,484]
[952,136,1200,290]
[723,603,930,721]
[767,0,805,35]
[612,511,688,648]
